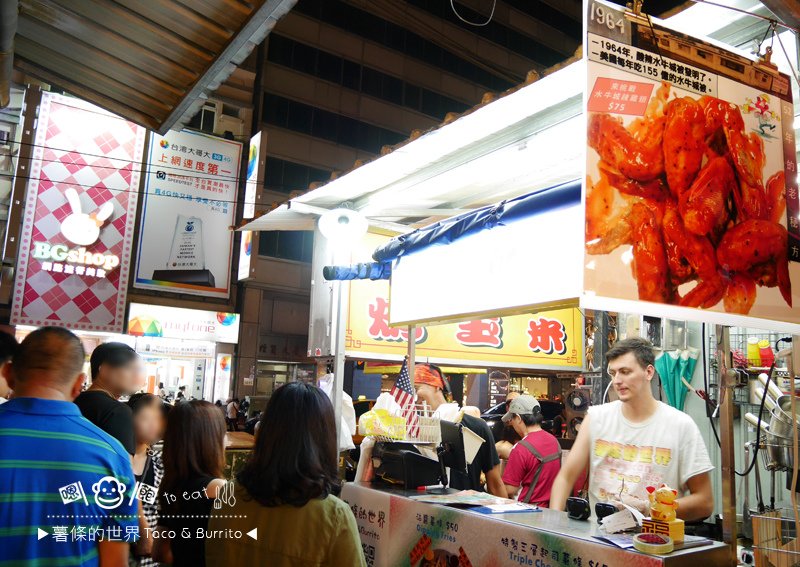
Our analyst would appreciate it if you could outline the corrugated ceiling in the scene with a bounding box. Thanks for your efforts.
[12,0,296,133]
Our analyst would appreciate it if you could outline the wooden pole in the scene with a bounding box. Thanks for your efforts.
[715,325,738,566]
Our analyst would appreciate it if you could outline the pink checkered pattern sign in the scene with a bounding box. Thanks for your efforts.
[11,93,146,333]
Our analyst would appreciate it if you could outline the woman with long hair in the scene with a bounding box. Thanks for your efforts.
[153,400,227,567]
[127,393,165,566]
[206,382,364,566]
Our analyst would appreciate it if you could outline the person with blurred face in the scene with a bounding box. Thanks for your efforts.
[550,338,714,521]
[0,331,18,403]
[75,342,143,455]
[495,386,521,459]
[127,394,165,566]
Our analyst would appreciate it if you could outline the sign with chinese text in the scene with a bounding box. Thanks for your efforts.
[583,0,800,329]
[134,130,241,298]
[347,234,583,370]
[10,93,146,332]
[136,337,215,358]
[341,483,691,567]
[127,303,239,343]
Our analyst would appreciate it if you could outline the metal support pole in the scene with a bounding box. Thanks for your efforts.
[591,311,611,406]
[332,277,349,445]
[408,325,416,390]
[715,325,738,566]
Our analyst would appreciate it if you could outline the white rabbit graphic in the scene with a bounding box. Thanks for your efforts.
[61,188,114,246]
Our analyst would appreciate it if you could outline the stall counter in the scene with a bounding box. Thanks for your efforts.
[341,482,729,567]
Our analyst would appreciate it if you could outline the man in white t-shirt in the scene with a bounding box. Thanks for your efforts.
[551,338,714,521]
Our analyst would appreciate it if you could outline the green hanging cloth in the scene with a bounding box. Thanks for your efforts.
[655,348,699,411]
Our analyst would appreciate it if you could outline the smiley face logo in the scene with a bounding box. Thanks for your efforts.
[91,476,126,510]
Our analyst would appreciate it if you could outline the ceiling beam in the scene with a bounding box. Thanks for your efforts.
[159,0,293,135]
[760,0,800,31]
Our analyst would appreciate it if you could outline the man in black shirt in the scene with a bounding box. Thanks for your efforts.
[413,364,506,497]
[75,342,142,455]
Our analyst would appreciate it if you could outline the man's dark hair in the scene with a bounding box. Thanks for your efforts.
[13,327,85,382]
[127,393,160,415]
[90,342,138,380]
[0,332,18,364]
[520,413,543,427]
[238,382,340,507]
[606,337,656,370]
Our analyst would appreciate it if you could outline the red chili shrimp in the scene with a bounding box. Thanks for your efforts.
[717,219,792,307]
[631,203,671,303]
[680,156,736,236]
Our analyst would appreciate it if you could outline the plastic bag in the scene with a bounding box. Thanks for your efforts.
[354,436,375,482]
[318,374,356,451]
[373,392,403,415]
[358,409,406,439]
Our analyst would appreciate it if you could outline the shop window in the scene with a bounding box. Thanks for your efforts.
[311,109,339,140]
[291,0,512,91]
[342,60,362,90]
[287,101,313,134]
[267,34,473,120]
[263,94,288,129]
[258,230,314,263]
[292,42,318,75]
[360,67,382,98]
[263,157,332,194]
[263,93,406,154]
[267,34,293,66]
[404,84,421,111]
[381,74,404,105]
[317,50,343,84]
[187,104,216,134]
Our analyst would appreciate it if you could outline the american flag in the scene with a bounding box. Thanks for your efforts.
[391,358,420,438]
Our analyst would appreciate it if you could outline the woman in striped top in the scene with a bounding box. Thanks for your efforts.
[127,393,166,566]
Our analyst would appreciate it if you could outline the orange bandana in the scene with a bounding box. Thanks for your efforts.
[414,364,444,389]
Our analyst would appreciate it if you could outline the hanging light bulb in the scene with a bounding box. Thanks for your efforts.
[318,206,368,241]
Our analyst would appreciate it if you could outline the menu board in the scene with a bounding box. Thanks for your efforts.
[582,0,799,329]
[488,372,510,408]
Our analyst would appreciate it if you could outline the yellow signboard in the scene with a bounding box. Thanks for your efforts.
[345,234,583,370]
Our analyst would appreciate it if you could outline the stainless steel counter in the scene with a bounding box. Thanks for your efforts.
[341,482,730,567]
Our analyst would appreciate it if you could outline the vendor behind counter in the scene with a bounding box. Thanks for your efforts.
[413,364,506,497]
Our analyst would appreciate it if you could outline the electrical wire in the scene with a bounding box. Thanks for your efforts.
[703,323,722,448]
[734,337,793,478]
[449,0,496,27]
[773,23,800,89]
[4,138,268,188]
[4,170,246,207]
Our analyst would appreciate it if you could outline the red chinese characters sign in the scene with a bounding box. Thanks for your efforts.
[350,293,582,369]
[10,93,146,332]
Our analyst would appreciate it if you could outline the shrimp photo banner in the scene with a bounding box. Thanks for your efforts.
[582,0,800,331]
[10,92,146,333]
